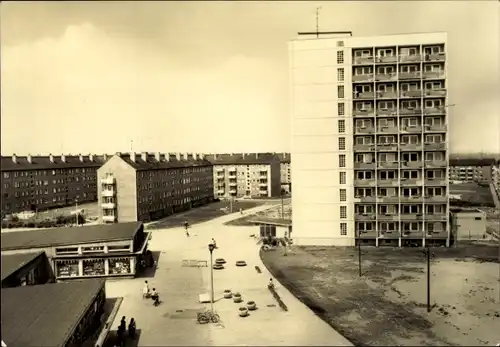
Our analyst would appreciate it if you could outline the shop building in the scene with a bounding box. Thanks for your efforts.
[1,222,149,280]
[1,279,106,347]
[1,251,54,288]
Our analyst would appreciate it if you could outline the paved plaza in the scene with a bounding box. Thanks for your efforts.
[106,205,352,346]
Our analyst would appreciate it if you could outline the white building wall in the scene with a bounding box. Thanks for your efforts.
[290,36,355,246]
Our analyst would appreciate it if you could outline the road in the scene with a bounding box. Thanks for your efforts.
[106,204,352,346]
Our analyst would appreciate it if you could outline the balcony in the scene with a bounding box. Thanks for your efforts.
[401,231,424,238]
[378,230,400,239]
[228,173,237,178]
[423,107,446,116]
[101,176,114,185]
[359,230,378,238]
[259,182,268,187]
[422,71,445,79]
[376,143,399,151]
[399,71,422,80]
[425,213,447,221]
[424,89,446,97]
[354,92,375,100]
[229,189,237,194]
[102,215,116,223]
[229,182,237,186]
[376,91,397,99]
[425,160,447,168]
[353,144,375,152]
[424,124,447,133]
[355,214,376,221]
[375,55,398,64]
[377,214,399,221]
[425,229,448,238]
[356,196,377,203]
[400,196,424,203]
[353,109,375,117]
[102,202,115,209]
[378,196,399,203]
[425,195,447,203]
[400,179,423,186]
[353,56,375,65]
[101,189,114,197]
[399,54,422,63]
[400,125,423,133]
[375,73,397,82]
[216,172,225,178]
[399,108,422,115]
[353,74,374,82]
[424,53,446,62]
[401,161,424,169]
[355,127,375,135]
[377,126,399,134]
[401,214,423,221]
[376,108,398,117]
[424,178,446,186]
[217,189,225,194]
[424,142,446,151]
[377,161,399,169]
[378,180,399,187]
[399,90,423,98]
[354,180,376,187]
[354,162,376,169]
[400,143,422,151]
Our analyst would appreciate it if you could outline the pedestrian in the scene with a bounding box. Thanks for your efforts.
[143,280,150,299]
[184,220,190,237]
[116,322,125,347]
[120,316,126,332]
[128,318,137,339]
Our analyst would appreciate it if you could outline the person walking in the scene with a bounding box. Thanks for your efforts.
[143,280,150,299]
[128,318,137,339]
[184,220,190,237]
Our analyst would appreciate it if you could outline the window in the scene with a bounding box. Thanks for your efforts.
[337,68,344,82]
[83,259,105,276]
[340,222,347,236]
[340,172,346,184]
[337,102,345,116]
[56,260,79,277]
[356,171,373,180]
[340,189,347,201]
[338,120,345,133]
[337,85,345,99]
[339,155,346,167]
[109,258,131,274]
[337,50,344,64]
[338,137,346,150]
[340,206,347,219]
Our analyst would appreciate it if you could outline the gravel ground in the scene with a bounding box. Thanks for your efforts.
[224,202,292,226]
[261,245,500,346]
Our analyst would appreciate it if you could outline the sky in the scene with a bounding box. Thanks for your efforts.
[1,1,499,155]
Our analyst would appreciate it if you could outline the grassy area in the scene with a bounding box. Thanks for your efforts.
[146,200,265,230]
[261,245,499,346]
[224,202,291,226]
[450,183,494,207]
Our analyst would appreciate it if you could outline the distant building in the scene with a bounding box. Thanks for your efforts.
[492,161,500,196]
[97,152,214,223]
[206,153,281,199]
[1,154,108,215]
[450,207,487,241]
[449,158,495,183]
[277,153,291,192]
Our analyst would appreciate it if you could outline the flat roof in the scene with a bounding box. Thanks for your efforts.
[1,221,142,251]
[1,279,104,347]
[450,207,484,214]
[1,251,44,282]
[251,217,292,226]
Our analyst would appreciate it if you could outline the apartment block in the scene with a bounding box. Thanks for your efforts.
[206,153,281,198]
[448,158,494,183]
[97,152,213,223]
[277,153,292,192]
[492,161,500,196]
[290,31,450,247]
[1,154,108,215]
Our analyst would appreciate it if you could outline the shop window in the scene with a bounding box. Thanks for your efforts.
[57,260,79,277]
[82,246,105,253]
[55,247,79,255]
[83,259,105,276]
[109,258,131,275]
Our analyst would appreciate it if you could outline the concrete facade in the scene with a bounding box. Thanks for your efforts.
[450,208,487,241]
[290,31,450,247]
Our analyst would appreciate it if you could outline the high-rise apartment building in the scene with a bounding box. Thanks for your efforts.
[277,153,292,192]
[206,153,282,199]
[290,31,449,247]
[1,154,108,215]
[448,158,494,183]
[97,152,213,223]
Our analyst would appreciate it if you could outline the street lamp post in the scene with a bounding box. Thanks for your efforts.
[208,243,215,312]
[280,189,285,219]
[358,231,362,277]
[424,247,433,312]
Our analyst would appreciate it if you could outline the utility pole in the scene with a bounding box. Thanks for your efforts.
[358,232,362,277]
[424,246,432,312]
[208,243,216,311]
[315,6,322,38]
[280,189,285,219]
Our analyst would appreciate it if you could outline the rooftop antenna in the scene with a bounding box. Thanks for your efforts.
[130,140,134,151]
[315,5,322,38]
